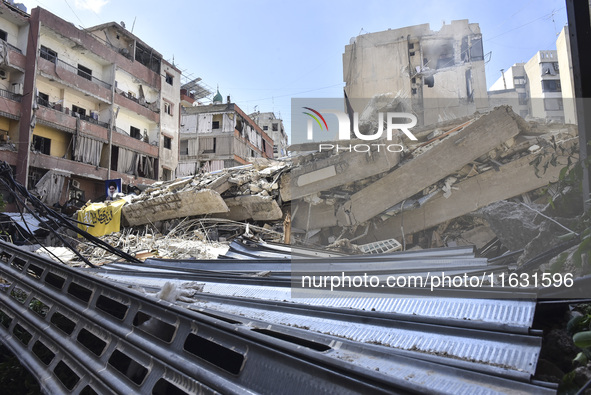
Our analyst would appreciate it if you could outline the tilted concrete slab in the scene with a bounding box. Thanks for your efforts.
[335,106,523,226]
[280,145,400,202]
[358,149,575,243]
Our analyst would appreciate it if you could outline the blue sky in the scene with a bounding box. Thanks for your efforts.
[18,0,568,139]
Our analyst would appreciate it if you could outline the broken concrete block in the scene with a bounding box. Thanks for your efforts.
[122,189,229,226]
[217,195,283,221]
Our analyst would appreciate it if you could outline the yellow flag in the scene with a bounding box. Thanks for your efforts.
[77,199,126,237]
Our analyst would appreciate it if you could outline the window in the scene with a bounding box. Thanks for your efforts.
[272,123,278,131]
[542,80,561,92]
[203,137,216,153]
[469,37,484,61]
[518,93,528,105]
[513,76,526,87]
[32,135,51,155]
[180,140,188,155]
[263,125,268,131]
[212,121,220,129]
[0,30,7,42]
[165,73,173,85]
[40,45,57,63]
[544,98,563,111]
[77,64,92,81]
[164,102,172,116]
[38,92,49,107]
[72,105,86,117]
[130,126,141,139]
[163,136,172,149]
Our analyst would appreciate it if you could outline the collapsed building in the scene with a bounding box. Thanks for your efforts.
[343,19,489,126]
[112,104,577,263]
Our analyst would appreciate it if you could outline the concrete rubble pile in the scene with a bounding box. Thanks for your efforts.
[286,105,578,250]
[121,158,289,227]
[118,105,577,260]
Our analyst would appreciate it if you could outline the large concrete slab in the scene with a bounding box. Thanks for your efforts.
[358,149,574,243]
[217,195,284,221]
[122,189,229,226]
[280,145,400,202]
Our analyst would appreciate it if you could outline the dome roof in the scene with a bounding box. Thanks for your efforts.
[213,88,222,104]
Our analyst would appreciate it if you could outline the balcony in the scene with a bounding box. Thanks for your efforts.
[38,57,112,103]
[0,88,21,102]
[55,58,111,90]
[37,99,110,132]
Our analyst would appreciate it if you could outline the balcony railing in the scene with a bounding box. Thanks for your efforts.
[37,99,110,129]
[0,88,21,102]
[116,89,160,113]
[55,58,112,90]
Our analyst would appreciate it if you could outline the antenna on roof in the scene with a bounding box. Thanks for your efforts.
[131,16,137,33]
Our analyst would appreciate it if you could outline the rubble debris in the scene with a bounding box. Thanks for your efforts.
[334,106,525,227]
[121,159,288,226]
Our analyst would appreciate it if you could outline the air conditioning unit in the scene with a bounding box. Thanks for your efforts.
[71,180,81,189]
[12,83,22,95]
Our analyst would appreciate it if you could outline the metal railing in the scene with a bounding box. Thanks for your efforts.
[0,88,21,102]
[37,99,110,130]
[55,58,112,90]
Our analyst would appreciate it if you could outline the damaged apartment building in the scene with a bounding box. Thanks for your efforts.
[343,19,489,126]
[249,111,289,158]
[0,2,181,210]
[177,91,274,176]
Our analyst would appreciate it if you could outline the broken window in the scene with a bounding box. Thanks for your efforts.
[465,70,473,102]
[0,30,7,42]
[163,136,171,150]
[272,123,278,131]
[77,64,92,81]
[165,73,173,85]
[38,92,49,107]
[461,36,469,62]
[422,40,455,69]
[32,135,51,155]
[469,37,484,61]
[540,62,558,76]
[130,126,141,140]
[40,45,57,64]
[542,80,561,92]
[135,42,161,74]
[71,105,86,117]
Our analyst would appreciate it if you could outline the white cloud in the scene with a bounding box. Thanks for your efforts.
[74,0,110,14]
